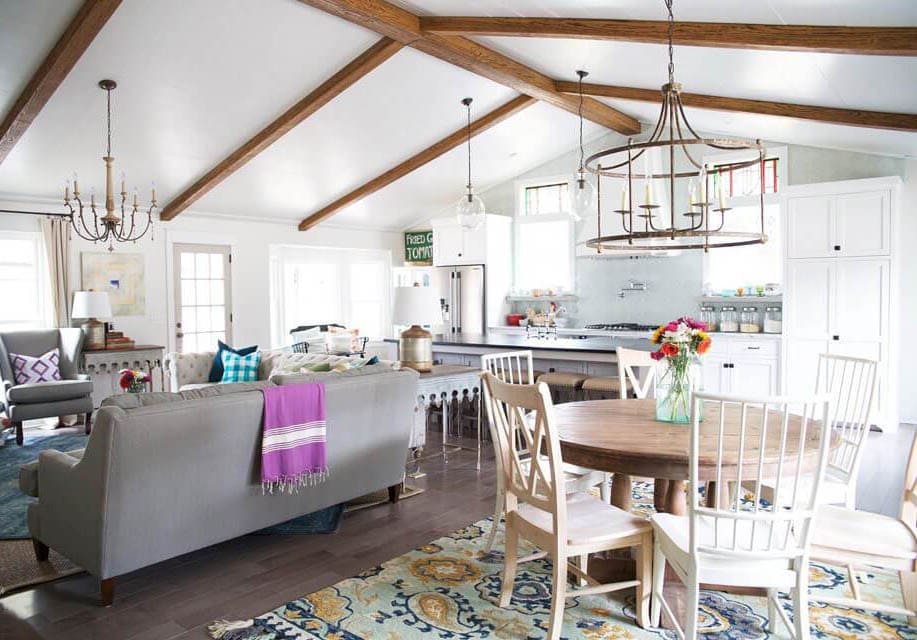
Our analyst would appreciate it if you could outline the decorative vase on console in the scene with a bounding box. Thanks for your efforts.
[650,317,712,423]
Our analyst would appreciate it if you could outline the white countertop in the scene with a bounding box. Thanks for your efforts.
[489,326,783,340]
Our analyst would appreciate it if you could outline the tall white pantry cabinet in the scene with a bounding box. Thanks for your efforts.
[782,176,900,431]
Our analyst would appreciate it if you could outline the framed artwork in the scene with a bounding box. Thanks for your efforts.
[81,252,146,316]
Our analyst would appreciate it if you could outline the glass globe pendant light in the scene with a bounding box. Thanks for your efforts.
[569,70,594,222]
[456,97,485,230]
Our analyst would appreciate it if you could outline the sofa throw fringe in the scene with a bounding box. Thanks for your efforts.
[260,383,328,494]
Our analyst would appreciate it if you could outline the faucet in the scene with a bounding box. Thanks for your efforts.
[618,280,647,298]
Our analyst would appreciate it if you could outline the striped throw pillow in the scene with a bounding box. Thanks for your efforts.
[220,350,261,383]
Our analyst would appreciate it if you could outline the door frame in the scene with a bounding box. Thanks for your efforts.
[170,240,233,354]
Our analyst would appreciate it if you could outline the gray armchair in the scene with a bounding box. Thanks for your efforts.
[0,329,94,445]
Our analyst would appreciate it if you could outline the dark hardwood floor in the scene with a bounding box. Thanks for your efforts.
[0,441,498,640]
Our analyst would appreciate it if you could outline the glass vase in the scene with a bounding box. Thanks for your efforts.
[655,356,702,424]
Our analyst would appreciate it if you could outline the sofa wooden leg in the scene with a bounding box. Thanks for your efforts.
[85,410,93,435]
[388,482,403,504]
[31,539,49,562]
[14,421,23,446]
[100,577,115,606]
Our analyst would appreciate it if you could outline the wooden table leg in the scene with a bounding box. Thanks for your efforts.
[665,480,687,516]
[610,473,632,511]
[705,481,731,510]
[654,479,669,512]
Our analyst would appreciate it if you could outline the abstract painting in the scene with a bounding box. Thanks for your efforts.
[81,252,145,316]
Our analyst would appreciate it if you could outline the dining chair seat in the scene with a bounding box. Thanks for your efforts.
[518,492,650,546]
[741,468,850,508]
[653,512,799,588]
[813,505,917,569]
[537,371,588,388]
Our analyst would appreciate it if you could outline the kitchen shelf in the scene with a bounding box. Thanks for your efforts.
[506,294,578,302]
[701,295,782,303]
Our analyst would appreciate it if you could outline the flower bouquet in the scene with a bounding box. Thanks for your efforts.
[650,317,712,423]
[119,369,151,394]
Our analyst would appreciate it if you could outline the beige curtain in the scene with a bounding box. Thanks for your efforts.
[40,216,71,328]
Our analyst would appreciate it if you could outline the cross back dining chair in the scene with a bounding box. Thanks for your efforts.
[482,372,653,637]
[651,391,833,640]
[480,351,606,554]
[809,430,917,623]
[742,353,878,509]
[616,346,658,400]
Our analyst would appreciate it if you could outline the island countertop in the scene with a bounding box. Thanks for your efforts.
[385,332,654,355]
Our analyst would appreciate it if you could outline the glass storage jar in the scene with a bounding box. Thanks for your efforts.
[740,306,761,333]
[719,306,738,333]
[764,306,783,334]
[699,304,717,332]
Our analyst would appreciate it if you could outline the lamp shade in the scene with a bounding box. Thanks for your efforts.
[72,291,112,319]
[393,286,439,326]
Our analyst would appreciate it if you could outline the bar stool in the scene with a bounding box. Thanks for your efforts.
[536,371,588,404]
[582,375,629,400]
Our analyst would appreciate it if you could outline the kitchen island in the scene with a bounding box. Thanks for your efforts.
[385,332,655,375]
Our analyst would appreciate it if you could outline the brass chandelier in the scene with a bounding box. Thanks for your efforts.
[64,80,156,251]
[584,0,767,252]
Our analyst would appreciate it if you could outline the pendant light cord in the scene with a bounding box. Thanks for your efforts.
[666,0,675,84]
[578,72,585,173]
[465,100,472,192]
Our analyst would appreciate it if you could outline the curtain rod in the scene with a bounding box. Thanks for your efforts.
[0,209,70,217]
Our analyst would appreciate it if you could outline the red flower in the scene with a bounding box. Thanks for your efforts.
[661,342,679,357]
[697,338,712,354]
[650,350,665,361]
[118,371,134,390]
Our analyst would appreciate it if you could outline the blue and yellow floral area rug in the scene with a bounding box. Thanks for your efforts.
[210,483,915,639]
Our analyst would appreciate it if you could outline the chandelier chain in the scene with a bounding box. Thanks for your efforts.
[106,85,112,157]
[665,0,675,84]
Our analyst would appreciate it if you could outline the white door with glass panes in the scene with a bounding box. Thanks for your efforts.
[173,244,232,353]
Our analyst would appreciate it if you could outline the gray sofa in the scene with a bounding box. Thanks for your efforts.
[0,328,94,445]
[19,365,418,604]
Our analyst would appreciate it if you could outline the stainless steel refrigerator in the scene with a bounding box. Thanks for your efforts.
[430,265,485,335]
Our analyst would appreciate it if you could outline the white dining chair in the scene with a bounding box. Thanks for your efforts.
[809,431,917,623]
[483,372,654,637]
[480,351,606,554]
[741,353,878,509]
[616,346,658,400]
[651,391,833,640]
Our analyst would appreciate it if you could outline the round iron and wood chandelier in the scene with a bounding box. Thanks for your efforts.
[583,0,768,253]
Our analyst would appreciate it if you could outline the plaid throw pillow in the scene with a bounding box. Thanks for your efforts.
[11,348,61,385]
[220,350,261,383]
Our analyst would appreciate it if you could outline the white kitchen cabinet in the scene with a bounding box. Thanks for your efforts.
[701,336,780,396]
[432,217,487,265]
[783,176,899,430]
[786,187,891,259]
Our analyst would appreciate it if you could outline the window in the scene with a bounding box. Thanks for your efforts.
[514,177,575,292]
[0,231,49,330]
[523,182,569,216]
[270,246,391,346]
[703,203,782,290]
[713,157,779,198]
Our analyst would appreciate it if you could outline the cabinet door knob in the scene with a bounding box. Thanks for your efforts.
[832,335,840,341]
[834,245,841,251]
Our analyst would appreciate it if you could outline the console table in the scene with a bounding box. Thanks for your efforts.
[81,345,166,406]
[414,365,483,471]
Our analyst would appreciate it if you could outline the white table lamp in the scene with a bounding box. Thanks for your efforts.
[393,285,440,372]
[72,291,112,350]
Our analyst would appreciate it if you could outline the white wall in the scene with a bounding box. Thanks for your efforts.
[0,199,402,353]
[900,160,917,424]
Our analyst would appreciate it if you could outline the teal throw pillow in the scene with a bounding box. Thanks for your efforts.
[221,350,262,383]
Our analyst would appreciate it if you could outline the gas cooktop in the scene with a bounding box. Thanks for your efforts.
[585,322,659,332]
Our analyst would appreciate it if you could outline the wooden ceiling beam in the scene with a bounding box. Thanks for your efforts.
[296,0,640,134]
[555,81,917,132]
[159,37,402,221]
[299,94,535,231]
[420,16,917,56]
[0,0,121,165]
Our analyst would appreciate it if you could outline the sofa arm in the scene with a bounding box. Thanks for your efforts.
[164,351,214,391]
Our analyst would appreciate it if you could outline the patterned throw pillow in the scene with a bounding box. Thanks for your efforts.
[220,350,261,383]
[10,348,62,385]
[209,340,259,382]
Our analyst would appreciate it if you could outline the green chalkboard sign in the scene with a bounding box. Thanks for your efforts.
[404,230,433,264]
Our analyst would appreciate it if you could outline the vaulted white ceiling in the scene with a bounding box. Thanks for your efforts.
[0,0,914,231]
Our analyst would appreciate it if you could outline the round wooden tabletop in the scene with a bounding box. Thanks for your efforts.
[553,398,826,482]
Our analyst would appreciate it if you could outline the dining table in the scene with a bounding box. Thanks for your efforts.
[553,398,830,516]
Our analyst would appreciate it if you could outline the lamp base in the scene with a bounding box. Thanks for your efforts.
[399,325,433,372]
[81,318,106,351]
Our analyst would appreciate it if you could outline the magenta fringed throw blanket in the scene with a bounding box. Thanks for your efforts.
[260,383,328,494]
